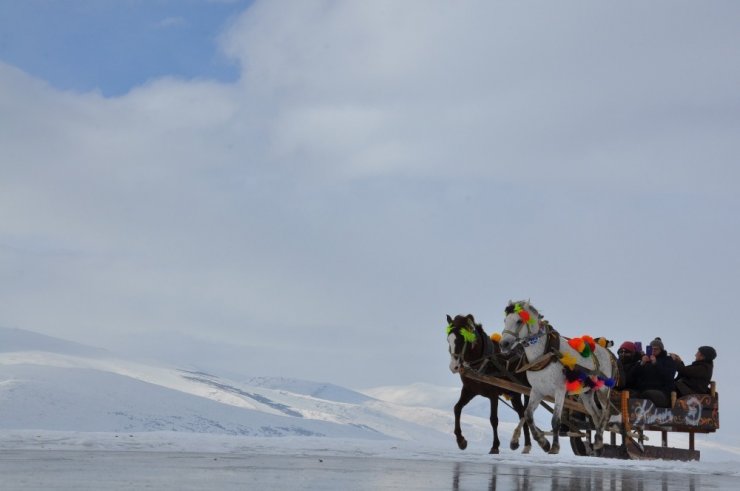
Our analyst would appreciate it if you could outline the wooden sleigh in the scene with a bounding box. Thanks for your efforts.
[458,366,719,461]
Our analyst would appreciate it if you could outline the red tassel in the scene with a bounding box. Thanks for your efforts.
[566,380,582,394]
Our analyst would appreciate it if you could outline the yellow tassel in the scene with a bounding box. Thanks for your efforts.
[559,352,577,370]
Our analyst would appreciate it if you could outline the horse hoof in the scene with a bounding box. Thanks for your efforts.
[548,444,560,455]
[457,438,468,450]
[489,448,499,455]
[510,441,520,451]
[540,441,551,453]
[522,445,532,454]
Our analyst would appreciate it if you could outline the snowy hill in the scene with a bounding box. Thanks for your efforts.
[0,327,110,357]
[0,328,493,445]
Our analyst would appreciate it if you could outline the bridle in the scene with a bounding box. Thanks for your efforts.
[502,305,546,351]
[448,323,487,369]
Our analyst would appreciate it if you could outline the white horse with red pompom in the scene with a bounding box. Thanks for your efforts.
[498,300,616,455]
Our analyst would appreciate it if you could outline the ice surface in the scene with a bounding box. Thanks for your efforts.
[1,432,739,490]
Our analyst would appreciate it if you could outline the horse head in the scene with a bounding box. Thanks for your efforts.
[500,300,544,353]
[446,314,482,373]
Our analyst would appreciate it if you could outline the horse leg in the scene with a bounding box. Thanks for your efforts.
[548,387,566,455]
[489,395,500,454]
[454,387,475,450]
[591,390,612,452]
[509,394,532,454]
[522,395,532,453]
[580,393,604,454]
[524,391,550,453]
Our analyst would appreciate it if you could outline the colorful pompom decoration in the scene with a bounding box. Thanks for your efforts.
[565,380,583,394]
[568,337,585,352]
[460,329,477,344]
[564,367,615,395]
[568,335,602,358]
[490,332,502,343]
[582,336,596,352]
[559,352,578,370]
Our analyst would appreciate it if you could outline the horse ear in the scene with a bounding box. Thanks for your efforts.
[446,314,453,324]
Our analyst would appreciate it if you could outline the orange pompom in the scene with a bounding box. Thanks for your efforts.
[566,380,583,394]
[583,335,596,351]
[568,338,585,352]
[491,332,502,343]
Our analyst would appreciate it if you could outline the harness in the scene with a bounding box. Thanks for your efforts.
[448,324,495,371]
[514,325,562,373]
[506,315,610,379]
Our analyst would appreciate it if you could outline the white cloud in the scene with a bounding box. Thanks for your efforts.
[1,1,739,388]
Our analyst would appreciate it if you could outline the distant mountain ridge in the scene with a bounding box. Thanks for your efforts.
[0,327,492,444]
[0,326,110,357]
[242,376,374,405]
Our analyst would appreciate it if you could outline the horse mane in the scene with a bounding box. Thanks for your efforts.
[506,299,542,319]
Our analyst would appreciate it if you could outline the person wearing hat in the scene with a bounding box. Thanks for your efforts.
[631,337,677,407]
[616,341,642,390]
[671,346,716,396]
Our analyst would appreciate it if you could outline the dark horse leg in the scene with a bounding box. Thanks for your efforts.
[454,386,475,450]
[509,394,532,453]
[488,395,501,454]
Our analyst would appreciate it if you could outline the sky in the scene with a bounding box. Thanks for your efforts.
[1,1,739,394]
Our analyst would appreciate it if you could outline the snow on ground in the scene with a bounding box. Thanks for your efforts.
[2,327,739,489]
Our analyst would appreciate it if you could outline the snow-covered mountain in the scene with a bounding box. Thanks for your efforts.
[0,327,493,444]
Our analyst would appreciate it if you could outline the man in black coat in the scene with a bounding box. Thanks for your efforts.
[616,341,642,390]
[631,337,677,407]
[671,346,716,396]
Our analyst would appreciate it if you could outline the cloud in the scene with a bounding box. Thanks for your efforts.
[1,1,739,388]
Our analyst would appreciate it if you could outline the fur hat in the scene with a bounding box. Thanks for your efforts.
[698,346,717,362]
[650,337,664,350]
[618,341,637,353]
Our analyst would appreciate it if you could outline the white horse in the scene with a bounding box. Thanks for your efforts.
[499,300,615,455]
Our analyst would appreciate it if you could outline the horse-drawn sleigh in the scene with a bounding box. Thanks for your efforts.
[446,301,719,461]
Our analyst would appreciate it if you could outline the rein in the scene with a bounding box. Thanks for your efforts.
[448,324,491,370]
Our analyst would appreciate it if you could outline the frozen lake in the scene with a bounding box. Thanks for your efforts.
[2,449,740,490]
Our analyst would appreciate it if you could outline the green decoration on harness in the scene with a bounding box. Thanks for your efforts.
[445,324,477,343]
[460,328,477,343]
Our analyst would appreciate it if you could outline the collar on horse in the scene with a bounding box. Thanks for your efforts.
[516,325,561,373]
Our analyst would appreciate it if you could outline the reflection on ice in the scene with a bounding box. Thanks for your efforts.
[452,461,701,491]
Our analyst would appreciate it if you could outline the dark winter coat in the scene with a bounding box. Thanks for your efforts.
[674,359,713,395]
[632,350,677,397]
[622,358,642,390]
[617,355,642,390]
